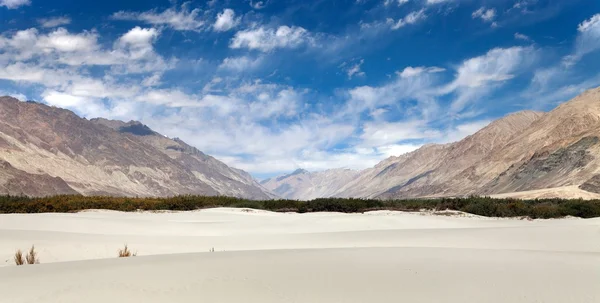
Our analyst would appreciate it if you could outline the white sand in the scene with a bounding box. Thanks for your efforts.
[0,208,599,302]
[490,185,600,200]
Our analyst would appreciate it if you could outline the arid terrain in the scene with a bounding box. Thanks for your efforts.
[4,88,600,201]
[0,97,272,199]
[265,87,600,200]
[0,208,598,302]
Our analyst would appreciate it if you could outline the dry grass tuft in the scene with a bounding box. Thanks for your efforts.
[14,249,24,266]
[26,245,39,264]
[14,245,39,265]
[118,244,137,258]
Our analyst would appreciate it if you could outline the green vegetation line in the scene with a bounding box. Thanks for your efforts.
[0,195,599,218]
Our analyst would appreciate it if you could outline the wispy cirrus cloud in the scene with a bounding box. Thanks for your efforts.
[111,4,205,31]
[386,9,427,30]
[563,14,600,67]
[38,16,71,28]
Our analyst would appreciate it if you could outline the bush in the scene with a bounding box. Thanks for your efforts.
[1,194,599,219]
[118,244,137,258]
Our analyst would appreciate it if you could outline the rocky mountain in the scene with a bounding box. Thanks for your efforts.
[261,168,359,200]
[268,87,600,200]
[0,96,272,199]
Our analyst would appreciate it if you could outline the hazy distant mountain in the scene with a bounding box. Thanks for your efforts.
[269,87,600,200]
[261,168,359,200]
[0,96,272,199]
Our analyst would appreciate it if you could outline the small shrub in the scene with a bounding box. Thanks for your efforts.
[118,244,137,257]
[25,245,39,264]
[14,249,24,266]
[14,246,39,265]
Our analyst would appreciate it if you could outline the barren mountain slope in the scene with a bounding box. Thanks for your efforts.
[378,87,600,199]
[332,110,542,199]
[0,160,78,196]
[335,144,451,198]
[254,87,600,200]
[91,119,274,199]
[261,168,359,200]
[374,111,544,198]
[0,97,271,198]
[476,87,600,195]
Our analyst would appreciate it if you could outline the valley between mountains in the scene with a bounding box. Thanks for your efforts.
[3,87,600,200]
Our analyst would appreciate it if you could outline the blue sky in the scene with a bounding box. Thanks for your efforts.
[0,0,599,178]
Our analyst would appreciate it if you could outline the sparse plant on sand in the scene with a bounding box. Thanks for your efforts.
[26,245,39,264]
[118,244,137,257]
[14,245,39,265]
[14,249,24,265]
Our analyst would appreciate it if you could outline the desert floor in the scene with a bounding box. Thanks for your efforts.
[0,208,599,302]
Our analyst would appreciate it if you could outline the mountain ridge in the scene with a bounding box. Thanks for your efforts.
[0,96,272,199]
[266,87,600,200]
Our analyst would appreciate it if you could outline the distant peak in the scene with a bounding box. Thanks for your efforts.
[291,168,309,175]
[274,168,308,182]
[118,123,156,136]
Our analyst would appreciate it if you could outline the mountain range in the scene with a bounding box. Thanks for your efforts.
[3,87,600,200]
[263,87,600,200]
[0,96,272,199]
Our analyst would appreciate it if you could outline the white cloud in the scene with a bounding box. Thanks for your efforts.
[426,0,452,4]
[118,27,159,48]
[250,0,267,9]
[0,90,26,100]
[563,14,600,66]
[384,0,409,6]
[345,59,365,79]
[578,14,600,32]
[0,26,171,86]
[445,46,536,112]
[37,28,99,53]
[387,9,426,30]
[510,0,537,13]
[376,144,420,158]
[450,47,533,88]
[398,66,445,78]
[472,7,496,23]
[0,0,29,9]
[213,9,240,32]
[111,4,205,31]
[514,32,531,41]
[141,73,162,87]
[360,120,441,147]
[230,25,311,52]
[218,56,263,71]
[344,66,442,119]
[0,28,105,62]
[523,15,600,107]
[38,16,72,28]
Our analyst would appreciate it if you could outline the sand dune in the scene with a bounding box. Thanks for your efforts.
[489,185,600,200]
[0,208,599,302]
